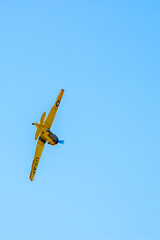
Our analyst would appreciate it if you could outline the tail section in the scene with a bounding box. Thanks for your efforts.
[34,112,46,140]
[35,127,41,140]
[40,112,46,125]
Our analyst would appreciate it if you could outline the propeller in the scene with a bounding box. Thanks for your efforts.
[58,140,64,144]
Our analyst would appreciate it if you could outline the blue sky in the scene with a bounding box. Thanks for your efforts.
[0,0,160,239]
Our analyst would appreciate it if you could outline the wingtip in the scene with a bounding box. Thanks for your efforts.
[29,173,34,182]
[29,176,32,182]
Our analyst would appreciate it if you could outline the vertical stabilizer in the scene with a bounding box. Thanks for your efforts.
[40,112,46,125]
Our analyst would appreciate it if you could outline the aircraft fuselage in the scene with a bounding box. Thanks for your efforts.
[41,129,58,145]
[34,123,58,145]
[41,128,58,145]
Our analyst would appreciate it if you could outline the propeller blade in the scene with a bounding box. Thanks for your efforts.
[58,140,64,144]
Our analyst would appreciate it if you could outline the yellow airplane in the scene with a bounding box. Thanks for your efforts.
[30,89,64,181]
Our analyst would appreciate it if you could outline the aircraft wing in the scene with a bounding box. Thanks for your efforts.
[44,89,64,129]
[29,136,46,181]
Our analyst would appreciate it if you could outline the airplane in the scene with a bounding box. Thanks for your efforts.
[29,89,64,181]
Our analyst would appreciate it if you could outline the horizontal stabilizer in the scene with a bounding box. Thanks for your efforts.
[35,128,41,140]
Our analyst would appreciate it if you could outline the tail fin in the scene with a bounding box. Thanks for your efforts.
[40,112,46,125]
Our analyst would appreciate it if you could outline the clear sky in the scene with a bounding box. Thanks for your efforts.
[0,1,160,240]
